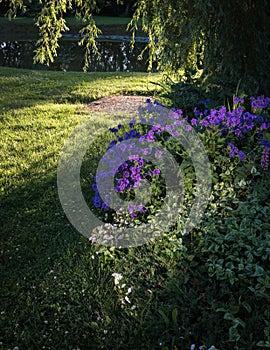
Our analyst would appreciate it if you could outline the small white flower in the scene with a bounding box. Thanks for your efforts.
[238,179,247,187]
[124,296,131,303]
[190,345,196,350]
[131,305,136,310]
[126,287,133,294]
[112,273,123,285]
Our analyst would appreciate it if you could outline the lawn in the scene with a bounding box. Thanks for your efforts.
[0,67,269,350]
[0,16,143,40]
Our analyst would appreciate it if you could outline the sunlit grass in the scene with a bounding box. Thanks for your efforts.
[0,68,162,107]
[0,67,162,191]
[0,67,166,349]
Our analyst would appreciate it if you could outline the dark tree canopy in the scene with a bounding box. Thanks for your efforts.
[3,0,270,93]
[129,0,270,93]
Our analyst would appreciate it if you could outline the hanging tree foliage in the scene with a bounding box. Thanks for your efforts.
[4,0,270,92]
[128,0,270,93]
[5,0,101,70]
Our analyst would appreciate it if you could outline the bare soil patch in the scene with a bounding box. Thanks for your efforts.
[88,95,152,115]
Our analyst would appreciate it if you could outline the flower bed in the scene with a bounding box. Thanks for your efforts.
[80,95,270,348]
[89,95,270,225]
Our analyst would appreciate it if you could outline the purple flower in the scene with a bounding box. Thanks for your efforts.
[93,195,101,208]
[130,166,138,174]
[141,148,151,155]
[134,181,141,188]
[259,138,270,148]
[102,203,110,211]
[250,95,270,109]
[175,109,183,117]
[228,143,245,161]
[120,162,128,170]
[228,143,239,158]
[146,130,155,142]
[127,204,137,217]
[238,151,245,161]
[128,204,135,212]
[261,122,268,130]
[191,118,198,125]
[153,168,161,175]
[117,178,130,192]
[106,139,117,151]
[194,107,202,117]
[152,124,164,133]
[201,120,209,127]
[172,131,180,137]
[129,155,140,161]
[233,97,244,104]
[133,173,142,181]
[261,147,269,170]
[165,124,174,132]
[119,143,127,151]
[155,150,163,158]
[109,127,118,133]
[136,205,147,212]
[137,158,144,167]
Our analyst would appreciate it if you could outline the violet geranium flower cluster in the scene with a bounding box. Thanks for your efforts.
[91,96,270,218]
[91,104,191,217]
[191,95,270,164]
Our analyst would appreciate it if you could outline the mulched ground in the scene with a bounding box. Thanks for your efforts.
[87,95,153,115]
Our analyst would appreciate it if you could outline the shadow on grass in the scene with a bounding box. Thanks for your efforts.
[0,164,118,348]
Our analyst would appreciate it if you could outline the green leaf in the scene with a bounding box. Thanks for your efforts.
[172,308,178,326]
[242,301,252,313]
[257,341,270,348]
[158,310,170,328]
